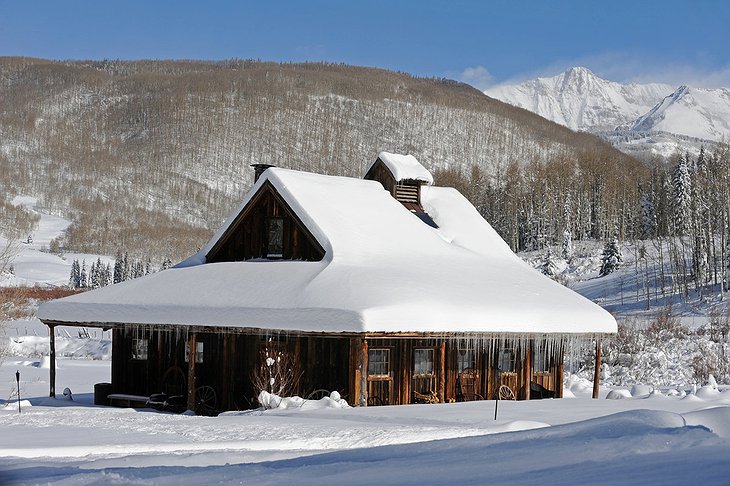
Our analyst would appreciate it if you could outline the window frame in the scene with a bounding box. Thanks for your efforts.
[184,341,204,364]
[367,348,391,379]
[131,338,149,361]
[266,217,284,259]
[413,348,435,377]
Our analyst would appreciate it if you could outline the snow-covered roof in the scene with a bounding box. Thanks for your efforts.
[366,151,434,185]
[39,166,616,335]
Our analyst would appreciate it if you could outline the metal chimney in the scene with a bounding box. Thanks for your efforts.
[251,164,275,183]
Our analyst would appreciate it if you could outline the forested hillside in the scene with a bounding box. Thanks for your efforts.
[0,57,645,261]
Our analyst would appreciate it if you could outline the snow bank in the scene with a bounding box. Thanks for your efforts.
[682,406,730,438]
[606,389,632,400]
[257,391,350,410]
[0,400,32,411]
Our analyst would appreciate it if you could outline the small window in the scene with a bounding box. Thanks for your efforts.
[131,338,148,360]
[267,217,284,258]
[498,348,515,372]
[458,349,475,372]
[185,341,204,364]
[368,348,390,377]
[533,346,550,372]
[413,348,434,376]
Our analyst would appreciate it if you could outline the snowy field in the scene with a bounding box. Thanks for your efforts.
[1,354,730,485]
[0,196,114,288]
[2,200,730,484]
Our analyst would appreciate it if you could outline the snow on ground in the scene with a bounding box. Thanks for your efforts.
[0,358,728,485]
[1,196,113,288]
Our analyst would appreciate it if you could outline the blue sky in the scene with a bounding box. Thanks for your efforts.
[1,0,729,88]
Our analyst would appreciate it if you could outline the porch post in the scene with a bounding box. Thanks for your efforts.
[524,341,531,400]
[592,339,601,399]
[438,341,446,403]
[49,324,56,398]
[187,332,197,411]
[360,339,368,407]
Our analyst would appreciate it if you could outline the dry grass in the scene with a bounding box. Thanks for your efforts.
[0,286,82,321]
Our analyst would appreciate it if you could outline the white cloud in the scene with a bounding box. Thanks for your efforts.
[459,65,494,90]
[493,52,730,89]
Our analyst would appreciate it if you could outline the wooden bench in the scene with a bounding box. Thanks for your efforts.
[107,393,150,408]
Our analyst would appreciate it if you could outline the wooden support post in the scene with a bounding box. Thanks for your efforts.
[187,332,197,412]
[438,341,446,403]
[556,342,565,399]
[360,339,368,406]
[592,339,601,399]
[49,325,56,398]
[524,342,531,400]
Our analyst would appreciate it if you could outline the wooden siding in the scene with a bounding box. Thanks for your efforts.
[206,181,325,263]
[109,330,566,413]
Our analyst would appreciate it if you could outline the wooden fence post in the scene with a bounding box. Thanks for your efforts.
[438,341,446,403]
[360,339,369,406]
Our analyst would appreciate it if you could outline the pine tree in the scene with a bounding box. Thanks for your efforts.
[113,251,123,284]
[640,187,657,239]
[104,263,112,286]
[561,230,572,260]
[79,260,88,288]
[672,154,692,236]
[161,257,173,270]
[599,236,622,277]
[145,257,151,275]
[540,247,559,277]
[122,252,130,281]
[69,259,80,289]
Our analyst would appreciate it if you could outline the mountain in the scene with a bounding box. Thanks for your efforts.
[631,85,730,142]
[486,67,730,155]
[0,58,641,261]
[485,67,673,132]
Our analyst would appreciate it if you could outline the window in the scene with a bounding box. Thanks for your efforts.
[267,217,284,258]
[458,349,475,372]
[368,348,390,377]
[498,348,515,372]
[413,348,434,376]
[533,346,550,372]
[185,341,204,364]
[131,338,148,360]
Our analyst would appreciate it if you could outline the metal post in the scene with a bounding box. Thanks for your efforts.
[49,325,56,398]
[494,395,499,420]
[16,370,21,413]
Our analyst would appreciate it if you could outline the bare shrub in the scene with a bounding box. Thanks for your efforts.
[604,319,642,367]
[692,343,730,384]
[251,339,302,408]
[646,304,687,342]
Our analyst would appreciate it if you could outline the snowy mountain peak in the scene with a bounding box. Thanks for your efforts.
[485,68,730,146]
[485,67,673,131]
[629,84,730,141]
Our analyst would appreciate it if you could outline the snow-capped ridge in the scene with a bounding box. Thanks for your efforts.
[486,67,730,144]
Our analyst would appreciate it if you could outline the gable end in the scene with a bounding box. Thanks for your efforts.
[206,181,325,263]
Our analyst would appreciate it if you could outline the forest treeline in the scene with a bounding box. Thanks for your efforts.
[435,144,730,298]
[0,57,643,261]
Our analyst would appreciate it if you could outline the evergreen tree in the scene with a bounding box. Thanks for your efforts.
[145,257,151,275]
[540,247,559,277]
[640,187,657,239]
[599,236,622,277]
[113,251,123,284]
[161,257,173,270]
[561,230,572,260]
[79,260,88,288]
[104,263,112,286]
[122,252,130,281]
[69,259,80,289]
[672,154,692,236]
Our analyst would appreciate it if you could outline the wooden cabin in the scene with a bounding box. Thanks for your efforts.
[39,152,616,414]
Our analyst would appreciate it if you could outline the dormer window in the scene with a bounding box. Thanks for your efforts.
[267,217,284,258]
